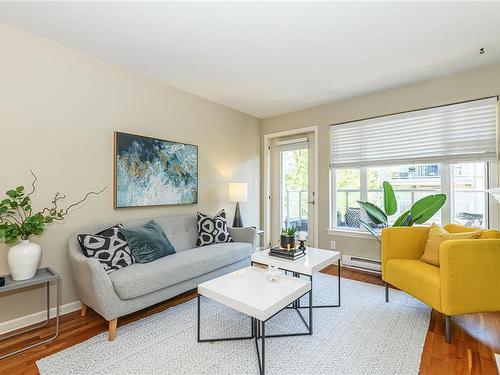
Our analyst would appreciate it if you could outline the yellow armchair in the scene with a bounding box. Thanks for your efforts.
[381,225,500,343]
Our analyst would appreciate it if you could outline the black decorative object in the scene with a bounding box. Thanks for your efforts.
[298,240,306,252]
[0,277,5,287]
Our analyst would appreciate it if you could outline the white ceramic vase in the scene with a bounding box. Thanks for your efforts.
[7,240,42,281]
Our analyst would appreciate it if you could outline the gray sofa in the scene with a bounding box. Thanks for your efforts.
[68,213,257,340]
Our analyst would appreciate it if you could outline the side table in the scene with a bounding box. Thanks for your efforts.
[0,267,61,360]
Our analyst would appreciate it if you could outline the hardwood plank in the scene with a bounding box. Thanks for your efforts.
[0,265,498,375]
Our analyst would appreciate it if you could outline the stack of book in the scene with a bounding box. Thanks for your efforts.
[268,246,305,261]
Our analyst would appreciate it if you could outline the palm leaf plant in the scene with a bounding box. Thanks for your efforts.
[357,181,446,243]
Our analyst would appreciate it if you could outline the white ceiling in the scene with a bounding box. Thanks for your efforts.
[1,2,500,119]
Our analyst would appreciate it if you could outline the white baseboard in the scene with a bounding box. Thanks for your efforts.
[0,300,81,335]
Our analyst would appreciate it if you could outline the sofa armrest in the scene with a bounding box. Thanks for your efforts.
[68,239,120,320]
[381,226,430,277]
[228,226,258,251]
[440,238,500,315]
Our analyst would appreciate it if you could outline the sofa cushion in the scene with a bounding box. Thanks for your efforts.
[481,229,500,239]
[119,220,175,263]
[109,242,252,299]
[385,259,441,310]
[196,210,232,247]
[78,224,134,274]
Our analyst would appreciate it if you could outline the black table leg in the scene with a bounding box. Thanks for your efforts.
[198,290,310,373]
[296,259,341,309]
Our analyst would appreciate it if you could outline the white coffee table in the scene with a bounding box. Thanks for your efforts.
[197,266,311,375]
[251,247,341,309]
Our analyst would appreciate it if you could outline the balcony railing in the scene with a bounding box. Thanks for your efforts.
[335,188,485,228]
[283,187,485,231]
[282,189,308,231]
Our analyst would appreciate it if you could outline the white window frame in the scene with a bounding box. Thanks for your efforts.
[329,161,498,238]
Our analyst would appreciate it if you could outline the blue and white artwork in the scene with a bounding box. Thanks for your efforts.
[114,132,198,208]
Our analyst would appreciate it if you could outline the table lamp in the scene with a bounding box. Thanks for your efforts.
[228,183,248,227]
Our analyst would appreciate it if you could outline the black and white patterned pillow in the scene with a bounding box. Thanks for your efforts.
[77,224,134,274]
[196,210,233,247]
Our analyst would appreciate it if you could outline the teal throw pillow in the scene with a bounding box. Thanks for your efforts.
[119,220,175,263]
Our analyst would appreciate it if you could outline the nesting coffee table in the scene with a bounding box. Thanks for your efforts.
[197,266,311,375]
[251,247,341,309]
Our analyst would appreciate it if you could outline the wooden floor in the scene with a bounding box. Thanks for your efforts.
[0,265,499,375]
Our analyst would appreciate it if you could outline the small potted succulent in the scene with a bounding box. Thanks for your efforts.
[0,171,105,281]
[280,226,297,250]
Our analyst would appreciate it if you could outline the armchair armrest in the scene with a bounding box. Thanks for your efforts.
[381,226,430,275]
[228,226,258,251]
[440,238,500,315]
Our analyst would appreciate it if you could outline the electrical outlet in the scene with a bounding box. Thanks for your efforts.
[330,240,336,250]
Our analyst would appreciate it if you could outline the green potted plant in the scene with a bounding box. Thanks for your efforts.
[357,181,446,243]
[280,226,297,249]
[0,171,105,281]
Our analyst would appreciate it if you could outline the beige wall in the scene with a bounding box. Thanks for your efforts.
[262,63,500,262]
[0,23,261,324]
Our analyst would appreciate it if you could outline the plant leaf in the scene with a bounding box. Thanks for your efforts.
[6,190,17,198]
[383,181,397,216]
[403,213,414,226]
[393,210,411,226]
[357,200,388,226]
[360,221,381,243]
[410,194,446,224]
[5,237,18,245]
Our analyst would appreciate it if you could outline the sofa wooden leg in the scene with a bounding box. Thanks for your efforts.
[445,315,451,343]
[108,318,118,341]
[80,301,88,317]
[385,282,389,302]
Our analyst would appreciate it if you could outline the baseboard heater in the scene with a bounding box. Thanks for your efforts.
[341,254,381,274]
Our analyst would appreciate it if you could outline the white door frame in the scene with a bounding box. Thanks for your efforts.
[263,126,319,247]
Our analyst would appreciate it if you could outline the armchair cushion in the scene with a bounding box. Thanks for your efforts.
[385,259,441,311]
[381,226,430,275]
[481,230,500,239]
[443,223,478,233]
[420,224,481,266]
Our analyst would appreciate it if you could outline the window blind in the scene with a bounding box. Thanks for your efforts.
[330,97,498,168]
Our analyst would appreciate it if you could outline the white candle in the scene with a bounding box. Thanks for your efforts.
[298,231,306,241]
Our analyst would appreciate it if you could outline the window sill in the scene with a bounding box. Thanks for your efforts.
[327,228,380,240]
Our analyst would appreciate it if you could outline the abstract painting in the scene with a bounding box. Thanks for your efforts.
[114,132,198,208]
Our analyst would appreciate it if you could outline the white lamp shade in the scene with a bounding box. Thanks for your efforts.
[228,183,248,203]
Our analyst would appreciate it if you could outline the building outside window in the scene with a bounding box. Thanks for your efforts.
[334,162,490,230]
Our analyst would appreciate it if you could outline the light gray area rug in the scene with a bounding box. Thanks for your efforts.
[37,274,430,375]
